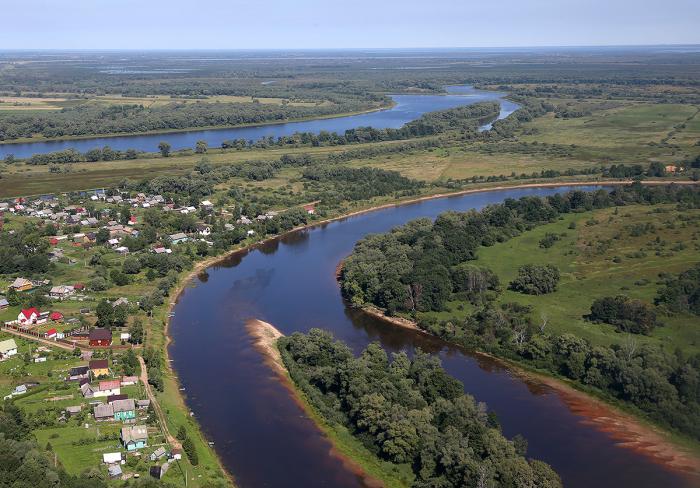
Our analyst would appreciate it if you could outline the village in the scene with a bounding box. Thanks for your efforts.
[0,187,318,484]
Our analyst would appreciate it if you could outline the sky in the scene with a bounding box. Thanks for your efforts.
[0,0,699,50]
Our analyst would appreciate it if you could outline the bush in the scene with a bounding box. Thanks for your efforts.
[539,233,560,248]
[182,436,199,466]
[588,295,658,334]
[509,264,561,295]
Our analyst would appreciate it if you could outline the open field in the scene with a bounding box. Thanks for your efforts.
[1,97,697,198]
[0,93,326,114]
[420,204,700,354]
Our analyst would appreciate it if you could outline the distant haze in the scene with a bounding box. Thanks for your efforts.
[0,0,699,49]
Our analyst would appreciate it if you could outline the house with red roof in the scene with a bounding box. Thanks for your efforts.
[89,328,112,347]
[303,204,316,215]
[49,237,59,246]
[18,308,39,325]
[50,312,64,322]
[45,328,57,339]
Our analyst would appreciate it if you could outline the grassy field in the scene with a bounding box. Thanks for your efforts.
[519,103,700,164]
[1,98,697,198]
[0,93,325,114]
[420,204,700,354]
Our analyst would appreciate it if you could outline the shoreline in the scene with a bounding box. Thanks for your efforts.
[162,178,700,485]
[245,319,388,488]
[0,102,396,148]
[343,285,700,478]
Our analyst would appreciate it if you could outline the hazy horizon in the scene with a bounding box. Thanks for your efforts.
[1,0,699,50]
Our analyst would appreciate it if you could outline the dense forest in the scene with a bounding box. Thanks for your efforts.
[279,329,561,488]
[0,98,381,141]
[340,184,700,439]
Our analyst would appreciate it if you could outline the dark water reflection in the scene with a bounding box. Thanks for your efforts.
[170,186,695,488]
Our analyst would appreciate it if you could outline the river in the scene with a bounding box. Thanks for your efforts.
[168,186,696,488]
[0,85,518,159]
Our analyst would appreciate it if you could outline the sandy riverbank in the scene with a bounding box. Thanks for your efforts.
[351,302,700,478]
[245,319,386,488]
[163,178,699,484]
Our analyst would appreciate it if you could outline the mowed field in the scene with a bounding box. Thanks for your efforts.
[420,204,700,355]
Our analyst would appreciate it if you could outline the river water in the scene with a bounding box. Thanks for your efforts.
[168,186,695,488]
[0,85,518,159]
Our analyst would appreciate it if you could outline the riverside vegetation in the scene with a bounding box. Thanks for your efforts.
[340,185,700,441]
[279,329,562,488]
[0,48,699,486]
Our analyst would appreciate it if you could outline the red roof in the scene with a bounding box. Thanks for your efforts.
[49,238,59,245]
[74,283,85,289]
[99,380,121,391]
[20,308,38,320]
[45,328,57,336]
[50,312,63,321]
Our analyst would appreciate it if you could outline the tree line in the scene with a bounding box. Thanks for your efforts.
[340,184,700,439]
[279,329,561,488]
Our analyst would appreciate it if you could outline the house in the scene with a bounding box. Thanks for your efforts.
[93,403,114,422]
[89,359,110,378]
[120,332,131,342]
[170,448,182,460]
[97,380,121,397]
[18,307,39,325]
[120,424,148,451]
[80,383,96,398]
[65,405,82,417]
[136,399,151,410]
[89,328,112,347]
[9,278,33,291]
[50,312,64,322]
[102,452,122,465]
[50,285,75,299]
[68,365,89,381]
[107,238,120,247]
[169,232,189,244]
[0,339,18,359]
[115,246,129,254]
[665,164,678,173]
[0,297,9,310]
[44,328,57,339]
[200,200,214,210]
[107,393,128,403]
[108,465,123,478]
[83,379,121,398]
[150,464,170,480]
[112,297,129,308]
[150,447,167,461]
[112,399,136,421]
[196,223,211,236]
[303,203,316,215]
[121,376,138,386]
[37,311,50,325]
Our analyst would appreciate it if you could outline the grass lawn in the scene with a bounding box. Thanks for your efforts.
[421,204,700,354]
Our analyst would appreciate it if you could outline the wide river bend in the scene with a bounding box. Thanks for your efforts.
[169,186,695,488]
